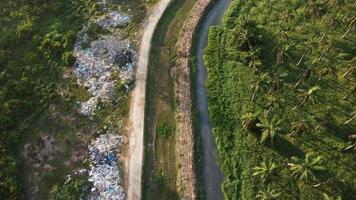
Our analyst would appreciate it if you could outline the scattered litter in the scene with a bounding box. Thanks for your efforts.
[72,7,135,116]
[67,2,130,199]
[80,97,98,116]
[88,133,125,200]
[96,12,131,29]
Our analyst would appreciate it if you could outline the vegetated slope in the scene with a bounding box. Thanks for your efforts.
[0,0,145,199]
[204,0,355,199]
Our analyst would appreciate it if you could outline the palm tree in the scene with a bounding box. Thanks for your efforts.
[256,117,282,145]
[253,159,277,183]
[288,152,325,182]
[269,70,288,94]
[343,83,356,100]
[294,37,320,88]
[323,193,342,200]
[341,17,355,39]
[265,94,285,116]
[241,112,259,132]
[266,95,277,116]
[251,73,271,101]
[294,61,319,88]
[289,119,312,137]
[342,64,355,79]
[293,86,320,110]
[344,111,355,125]
[256,187,281,200]
[275,43,291,67]
[342,2,356,21]
[318,45,330,62]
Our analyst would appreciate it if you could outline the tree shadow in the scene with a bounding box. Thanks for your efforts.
[270,136,304,158]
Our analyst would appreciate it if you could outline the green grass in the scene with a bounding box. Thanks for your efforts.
[205,0,356,199]
[142,0,198,199]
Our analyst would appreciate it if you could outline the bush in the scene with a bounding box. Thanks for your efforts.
[156,122,175,138]
[62,51,76,66]
[49,176,91,200]
[39,31,66,59]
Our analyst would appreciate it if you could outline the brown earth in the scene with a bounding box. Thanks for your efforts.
[174,0,213,199]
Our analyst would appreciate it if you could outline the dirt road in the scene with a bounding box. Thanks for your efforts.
[126,1,172,199]
[195,0,231,199]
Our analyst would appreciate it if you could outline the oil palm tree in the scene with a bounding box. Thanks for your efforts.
[256,187,281,200]
[256,117,282,145]
[344,111,355,125]
[269,70,288,94]
[293,86,320,110]
[275,43,291,66]
[294,61,319,88]
[342,83,355,100]
[241,112,259,132]
[251,73,271,101]
[322,193,342,200]
[266,95,277,116]
[265,94,285,116]
[253,159,277,183]
[342,64,355,79]
[289,119,312,137]
[341,17,355,39]
[288,152,325,182]
[342,2,356,21]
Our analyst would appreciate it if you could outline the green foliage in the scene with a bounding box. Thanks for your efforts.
[62,51,75,66]
[322,193,342,200]
[241,112,259,132]
[49,176,91,200]
[154,170,168,189]
[289,152,325,182]
[0,0,101,198]
[253,159,277,183]
[156,122,175,138]
[255,187,281,200]
[256,117,282,145]
[0,0,147,198]
[205,0,356,199]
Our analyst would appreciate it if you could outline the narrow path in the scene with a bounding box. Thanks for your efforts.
[127,1,172,199]
[195,0,231,199]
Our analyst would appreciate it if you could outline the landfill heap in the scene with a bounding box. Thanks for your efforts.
[73,6,135,116]
[88,133,125,200]
[96,12,131,29]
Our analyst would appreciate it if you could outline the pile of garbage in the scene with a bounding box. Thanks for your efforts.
[88,133,125,200]
[96,12,131,29]
[73,4,135,116]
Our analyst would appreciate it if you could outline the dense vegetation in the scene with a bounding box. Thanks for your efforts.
[0,0,145,199]
[0,0,94,197]
[204,0,355,199]
[49,175,92,200]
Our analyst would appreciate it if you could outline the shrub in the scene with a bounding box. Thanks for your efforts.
[62,51,76,66]
[156,122,175,138]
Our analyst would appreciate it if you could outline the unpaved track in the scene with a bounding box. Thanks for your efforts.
[195,0,231,199]
[127,0,172,200]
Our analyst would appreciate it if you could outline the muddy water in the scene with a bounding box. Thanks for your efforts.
[195,0,231,199]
